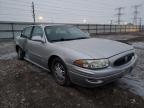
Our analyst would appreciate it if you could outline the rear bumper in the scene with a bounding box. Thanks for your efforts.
[68,55,137,87]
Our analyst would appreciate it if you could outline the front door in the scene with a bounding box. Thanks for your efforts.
[25,26,46,65]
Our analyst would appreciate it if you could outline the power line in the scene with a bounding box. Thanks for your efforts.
[34,5,108,14]
[115,7,124,25]
[34,0,115,8]
[0,0,114,24]
[34,2,114,11]
[3,0,31,4]
[0,1,31,7]
[0,2,113,15]
[0,7,31,12]
[1,0,114,11]
[35,9,107,18]
[1,0,143,24]
[0,13,32,15]
[34,3,109,17]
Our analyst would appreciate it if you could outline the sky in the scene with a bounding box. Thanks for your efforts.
[0,0,144,24]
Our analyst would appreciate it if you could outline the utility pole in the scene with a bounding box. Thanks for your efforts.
[139,17,142,26]
[115,7,124,25]
[32,1,36,24]
[139,17,142,32]
[132,5,141,25]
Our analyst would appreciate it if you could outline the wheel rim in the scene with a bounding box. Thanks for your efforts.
[54,63,66,83]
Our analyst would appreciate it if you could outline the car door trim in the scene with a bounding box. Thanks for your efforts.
[24,57,50,72]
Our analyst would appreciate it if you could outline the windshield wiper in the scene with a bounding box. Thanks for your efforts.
[50,37,90,42]
[50,38,74,42]
[72,37,90,40]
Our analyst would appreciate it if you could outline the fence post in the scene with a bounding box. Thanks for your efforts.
[96,24,97,34]
[139,25,142,32]
[120,25,121,33]
[11,23,15,39]
[115,25,117,33]
[88,24,90,33]
[110,24,112,33]
[125,25,126,33]
[104,25,105,34]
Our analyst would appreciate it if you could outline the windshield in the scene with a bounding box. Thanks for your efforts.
[45,25,90,42]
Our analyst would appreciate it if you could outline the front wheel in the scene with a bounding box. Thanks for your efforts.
[51,58,71,86]
[17,48,25,60]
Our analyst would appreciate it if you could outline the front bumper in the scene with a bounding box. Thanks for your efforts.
[67,53,137,87]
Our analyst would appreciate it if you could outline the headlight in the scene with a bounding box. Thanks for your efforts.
[73,59,109,69]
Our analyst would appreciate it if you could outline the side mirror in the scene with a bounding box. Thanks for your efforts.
[21,30,25,37]
[21,32,27,38]
[31,36,45,43]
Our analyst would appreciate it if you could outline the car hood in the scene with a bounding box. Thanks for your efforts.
[54,38,134,59]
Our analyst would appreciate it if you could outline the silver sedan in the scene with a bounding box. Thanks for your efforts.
[15,25,137,87]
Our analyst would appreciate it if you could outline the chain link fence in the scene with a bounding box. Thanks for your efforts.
[0,21,143,39]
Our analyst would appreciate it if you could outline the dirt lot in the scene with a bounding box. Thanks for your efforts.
[0,35,144,108]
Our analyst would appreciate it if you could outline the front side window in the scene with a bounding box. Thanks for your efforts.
[32,26,43,38]
[21,26,33,38]
[45,25,90,42]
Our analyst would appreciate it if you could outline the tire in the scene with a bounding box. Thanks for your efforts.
[51,57,71,86]
[17,47,25,60]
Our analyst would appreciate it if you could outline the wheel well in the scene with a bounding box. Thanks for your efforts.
[48,55,61,70]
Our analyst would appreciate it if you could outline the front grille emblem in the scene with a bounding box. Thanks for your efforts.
[124,56,128,62]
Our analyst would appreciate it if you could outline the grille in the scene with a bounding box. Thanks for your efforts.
[113,53,134,66]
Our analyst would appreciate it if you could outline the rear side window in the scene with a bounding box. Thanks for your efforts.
[21,26,33,38]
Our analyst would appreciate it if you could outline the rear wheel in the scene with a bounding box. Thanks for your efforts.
[51,57,71,86]
[17,47,25,60]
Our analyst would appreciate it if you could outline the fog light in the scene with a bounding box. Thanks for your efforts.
[87,78,103,84]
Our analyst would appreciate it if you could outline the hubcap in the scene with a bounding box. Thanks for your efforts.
[54,63,65,82]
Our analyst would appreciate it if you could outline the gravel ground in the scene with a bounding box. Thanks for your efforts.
[119,48,144,97]
[0,35,144,108]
